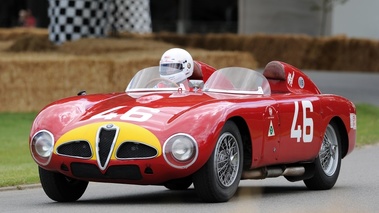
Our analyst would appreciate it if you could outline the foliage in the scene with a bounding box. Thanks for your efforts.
[311,0,349,36]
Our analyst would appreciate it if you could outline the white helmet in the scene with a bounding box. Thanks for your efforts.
[159,48,194,83]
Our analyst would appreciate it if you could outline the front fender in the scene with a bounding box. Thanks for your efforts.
[165,102,235,170]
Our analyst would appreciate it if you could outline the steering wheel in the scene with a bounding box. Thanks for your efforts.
[145,78,179,88]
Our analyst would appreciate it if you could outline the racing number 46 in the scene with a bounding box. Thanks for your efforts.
[90,106,160,122]
[291,100,314,143]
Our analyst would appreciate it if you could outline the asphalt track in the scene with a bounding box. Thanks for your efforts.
[1,71,379,212]
[1,144,378,213]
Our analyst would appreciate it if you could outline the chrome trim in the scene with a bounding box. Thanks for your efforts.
[163,133,199,169]
[30,130,55,166]
[127,88,180,92]
[96,124,119,171]
[205,87,264,95]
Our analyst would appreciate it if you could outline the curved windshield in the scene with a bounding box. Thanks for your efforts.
[203,67,271,95]
[126,67,183,92]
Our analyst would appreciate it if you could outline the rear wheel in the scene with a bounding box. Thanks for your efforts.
[39,167,88,202]
[193,121,243,202]
[304,122,341,190]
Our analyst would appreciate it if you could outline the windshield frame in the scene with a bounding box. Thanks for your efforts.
[126,66,271,95]
[203,67,271,95]
[126,66,183,92]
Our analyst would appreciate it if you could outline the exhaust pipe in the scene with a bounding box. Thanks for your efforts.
[241,166,305,180]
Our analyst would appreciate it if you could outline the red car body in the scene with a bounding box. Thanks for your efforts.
[29,61,356,202]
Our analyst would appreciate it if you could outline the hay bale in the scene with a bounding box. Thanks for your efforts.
[5,29,379,112]
[58,37,172,55]
[0,35,258,112]
[0,28,48,41]
[153,32,379,72]
[0,58,155,112]
[301,36,379,71]
[6,34,56,52]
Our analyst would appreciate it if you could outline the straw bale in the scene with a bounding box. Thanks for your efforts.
[0,35,258,112]
[0,58,154,112]
[153,32,379,72]
[6,29,379,112]
[0,28,48,41]
[6,34,56,52]
[300,36,379,71]
[58,37,172,55]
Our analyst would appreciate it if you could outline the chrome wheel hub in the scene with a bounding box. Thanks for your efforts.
[319,125,339,176]
[215,133,240,187]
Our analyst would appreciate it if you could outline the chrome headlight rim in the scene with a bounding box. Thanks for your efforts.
[30,130,54,166]
[163,133,198,169]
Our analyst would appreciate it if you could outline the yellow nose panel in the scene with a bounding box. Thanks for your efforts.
[55,122,162,160]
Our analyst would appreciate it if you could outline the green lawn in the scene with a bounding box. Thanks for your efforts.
[355,104,379,145]
[0,112,39,187]
[0,104,378,187]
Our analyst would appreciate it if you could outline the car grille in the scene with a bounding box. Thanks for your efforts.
[97,126,117,169]
[56,141,92,158]
[71,162,142,180]
[56,124,159,171]
[116,142,158,159]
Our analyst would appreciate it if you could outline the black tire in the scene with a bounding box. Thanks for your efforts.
[193,121,243,202]
[164,177,193,190]
[304,122,342,190]
[39,167,88,202]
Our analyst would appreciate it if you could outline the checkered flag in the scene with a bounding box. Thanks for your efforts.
[109,0,152,34]
[48,0,109,44]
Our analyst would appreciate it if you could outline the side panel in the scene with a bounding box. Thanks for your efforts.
[224,98,277,169]
[259,103,281,166]
[248,95,323,168]
[275,95,323,164]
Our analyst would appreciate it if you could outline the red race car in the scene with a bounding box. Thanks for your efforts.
[29,61,356,203]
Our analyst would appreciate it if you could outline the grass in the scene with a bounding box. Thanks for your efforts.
[0,112,39,187]
[0,104,378,187]
[355,104,379,145]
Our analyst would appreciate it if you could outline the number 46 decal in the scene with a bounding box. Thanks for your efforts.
[90,106,160,122]
[291,100,314,143]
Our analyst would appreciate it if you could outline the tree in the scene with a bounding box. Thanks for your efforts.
[312,0,348,36]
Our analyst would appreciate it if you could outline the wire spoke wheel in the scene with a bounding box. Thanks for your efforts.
[304,121,341,190]
[193,121,243,202]
[319,125,339,176]
[215,133,240,187]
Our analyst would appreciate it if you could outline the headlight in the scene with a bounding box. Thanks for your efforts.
[30,130,54,165]
[163,134,198,169]
[172,138,195,161]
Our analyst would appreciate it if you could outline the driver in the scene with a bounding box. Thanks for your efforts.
[159,48,216,89]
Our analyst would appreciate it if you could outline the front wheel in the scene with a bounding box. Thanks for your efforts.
[193,121,243,202]
[164,177,193,190]
[304,121,341,190]
[39,167,88,202]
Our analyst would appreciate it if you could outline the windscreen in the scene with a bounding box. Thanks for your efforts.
[203,67,271,95]
[126,67,182,92]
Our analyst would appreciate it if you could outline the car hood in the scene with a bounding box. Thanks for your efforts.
[30,91,230,140]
